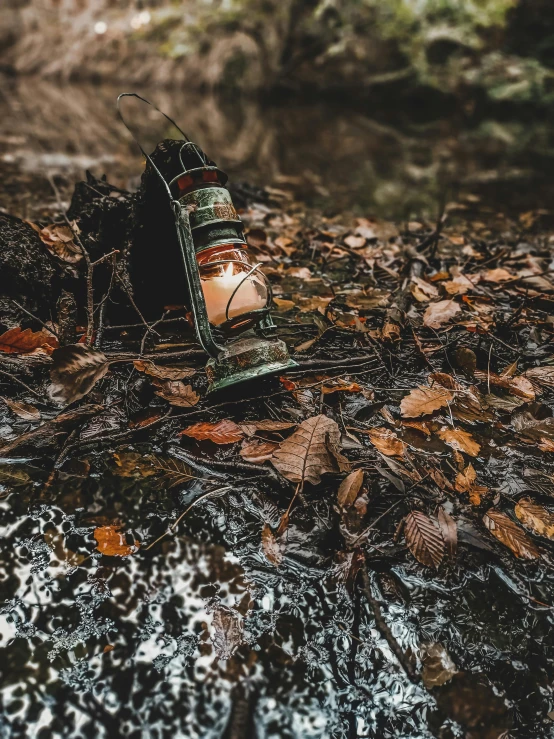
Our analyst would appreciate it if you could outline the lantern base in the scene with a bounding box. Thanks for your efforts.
[205,336,297,393]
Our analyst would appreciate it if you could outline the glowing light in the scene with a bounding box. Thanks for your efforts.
[94,21,107,35]
[131,11,151,30]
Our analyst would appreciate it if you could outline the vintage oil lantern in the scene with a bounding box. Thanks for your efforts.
[118,93,296,392]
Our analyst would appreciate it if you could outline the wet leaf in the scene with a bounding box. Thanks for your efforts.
[404,511,445,569]
[94,525,140,557]
[0,465,30,486]
[423,300,461,329]
[49,344,110,405]
[239,440,279,463]
[400,385,453,418]
[455,463,476,493]
[1,397,40,421]
[113,452,157,478]
[0,326,58,355]
[44,529,86,566]
[180,420,244,444]
[421,643,457,688]
[437,428,480,457]
[337,468,364,509]
[365,427,406,457]
[261,524,284,566]
[483,509,540,559]
[515,498,554,539]
[437,507,457,560]
[453,346,477,376]
[149,455,195,488]
[321,379,363,395]
[474,370,535,401]
[153,380,200,407]
[133,359,196,381]
[211,607,243,660]
[239,419,296,437]
[271,414,350,486]
[525,366,554,389]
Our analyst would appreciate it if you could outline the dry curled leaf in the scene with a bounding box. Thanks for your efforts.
[455,463,476,493]
[454,346,477,376]
[337,468,364,509]
[421,643,457,689]
[153,380,199,407]
[37,224,83,263]
[261,524,284,566]
[271,414,350,486]
[525,366,554,389]
[437,507,457,560]
[483,509,540,559]
[404,511,445,569]
[1,397,40,421]
[515,498,554,539]
[49,344,110,405]
[400,385,453,418]
[180,419,243,444]
[133,359,196,381]
[240,440,279,463]
[474,370,535,401]
[437,428,480,457]
[94,525,139,557]
[423,300,461,329]
[365,427,406,457]
[0,326,59,355]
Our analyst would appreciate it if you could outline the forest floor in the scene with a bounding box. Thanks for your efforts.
[1,148,554,738]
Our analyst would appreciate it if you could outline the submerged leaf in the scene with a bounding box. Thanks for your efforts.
[404,511,445,569]
[94,525,139,557]
[271,414,350,486]
[483,509,540,559]
[261,524,284,566]
[211,607,243,660]
[1,397,40,421]
[437,507,457,560]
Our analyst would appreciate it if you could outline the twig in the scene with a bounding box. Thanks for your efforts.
[9,299,60,339]
[0,369,42,398]
[360,564,419,684]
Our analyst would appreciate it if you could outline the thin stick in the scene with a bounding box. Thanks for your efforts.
[0,369,42,398]
[144,485,231,551]
[9,299,60,339]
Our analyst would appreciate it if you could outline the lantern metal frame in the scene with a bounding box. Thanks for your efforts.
[117,93,297,392]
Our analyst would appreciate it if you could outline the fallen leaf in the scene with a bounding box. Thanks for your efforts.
[455,463,477,493]
[211,607,243,659]
[483,509,540,559]
[261,524,284,566]
[321,379,362,395]
[423,300,461,329]
[1,397,40,421]
[271,414,350,486]
[239,419,296,436]
[365,427,406,457]
[401,420,431,436]
[49,344,110,405]
[38,224,83,263]
[437,428,480,457]
[240,440,279,463]
[437,507,457,560]
[0,465,31,486]
[404,511,445,569]
[410,276,439,302]
[272,297,295,312]
[480,268,513,283]
[149,455,195,488]
[133,359,195,381]
[421,643,457,688]
[153,380,199,407]
[400,386,453,418]
[180,420,244,444]
[474,370,535,401]
[515,498,554,539]
[113,452,157,478]
[337,468,364,509]
[525,366,554,389]
[539,438,554,453]
[94,525,139,556]
[0,327,58,355]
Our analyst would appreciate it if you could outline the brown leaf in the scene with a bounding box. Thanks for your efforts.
[38,224,83,263]
[133,359,195,381]
[454,346,477,376]
[401,420,431,436]
[365,427,406,457]
[437,428,480,457]
[148,455,195,488]
[239,419,296,437]
[321,379,363,395]
[180,420,243,444]
[525,366,554,389]
[94,525,139,557]
[480,268,513,283]
[211,607,243,660]
[400,385,453,418]
[337,468,364,509]
[455,463,477,493]
[153,380,199,407]
[421,643,457,689]
[113,452,157,478]
[271,414,350,486]
[423,300,461,329]
[404,511,445,569]
[49,344,110,405]
[483,509,540,559]
[261,524,284,566]
[239,440,279,463]
[0,327,59,355]
[515,498,554,539]
[474,370,535,401]
[437,507,457,560]
[1,397,41,421]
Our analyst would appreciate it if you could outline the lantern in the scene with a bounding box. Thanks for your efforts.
[118,94,296,392]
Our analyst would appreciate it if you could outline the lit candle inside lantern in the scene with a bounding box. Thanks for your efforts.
[201,262,267,325]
